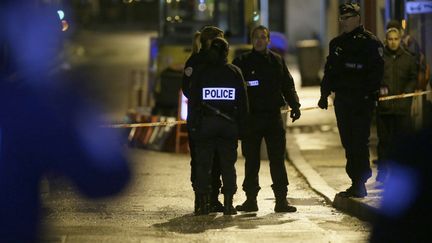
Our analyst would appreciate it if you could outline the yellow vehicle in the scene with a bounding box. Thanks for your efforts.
[151,0,263,116]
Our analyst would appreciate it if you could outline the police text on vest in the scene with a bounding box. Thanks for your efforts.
[202,88,235,100]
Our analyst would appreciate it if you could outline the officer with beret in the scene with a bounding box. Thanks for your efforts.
[233,25,300,213]
[188,37,248,215]
[318,3,384,197]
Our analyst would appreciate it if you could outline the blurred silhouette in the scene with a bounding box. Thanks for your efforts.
[268,31,288,56]
[370,121,432,242]
[0,2,130,242]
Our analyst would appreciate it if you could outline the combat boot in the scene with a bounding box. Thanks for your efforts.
[274,196,297,213]
[223,194,237,215]
[209,190,224,213]
[195,193,209,215]
[235,197,258,212]
[337,183,367,198]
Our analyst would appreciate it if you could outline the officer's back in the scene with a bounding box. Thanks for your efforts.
[189,37,248,132]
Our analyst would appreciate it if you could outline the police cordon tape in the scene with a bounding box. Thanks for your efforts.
[103,90,431,128]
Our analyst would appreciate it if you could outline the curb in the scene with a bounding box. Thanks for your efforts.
[332,195,380,222]
[287,135,381,222]
[287,139,336,205]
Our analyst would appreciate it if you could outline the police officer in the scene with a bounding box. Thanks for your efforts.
[233,25,300,213]
[318,3,384,198]
[188,37,248,215]
[182,26,225,213]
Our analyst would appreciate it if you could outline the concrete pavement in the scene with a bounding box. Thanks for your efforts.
[286,85,383,222]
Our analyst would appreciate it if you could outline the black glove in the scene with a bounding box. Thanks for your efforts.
[318,96,328,110]
[290,108,301,122]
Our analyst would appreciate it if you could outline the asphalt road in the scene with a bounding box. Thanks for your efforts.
[40,149,371,243]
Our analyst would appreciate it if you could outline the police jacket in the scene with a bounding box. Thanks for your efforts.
[379,46,417,115]
[233,49,300,115]
[321,25,384,99]
[188,56,249,136]
[182,50,206,99]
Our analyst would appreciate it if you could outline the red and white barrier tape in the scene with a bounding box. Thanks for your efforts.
[104,90,431,128]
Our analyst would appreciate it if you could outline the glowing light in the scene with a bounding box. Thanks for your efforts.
[198,3,207,11]
[57,10,65,20]
[253,14,260,22]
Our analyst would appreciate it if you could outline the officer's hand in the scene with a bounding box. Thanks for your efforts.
[318,97,328,110]
[290,108,301,122]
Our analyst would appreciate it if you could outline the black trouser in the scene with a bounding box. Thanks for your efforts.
[334,94,374,184]
[376,114,412,177]
[187,126,222,193]
[241,112,288,197]
[192,116,238,195]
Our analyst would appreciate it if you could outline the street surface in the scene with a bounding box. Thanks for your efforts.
[40,150,371,243]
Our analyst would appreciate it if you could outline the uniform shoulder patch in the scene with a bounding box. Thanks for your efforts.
[378,47,384,57]
[184,67,193,77]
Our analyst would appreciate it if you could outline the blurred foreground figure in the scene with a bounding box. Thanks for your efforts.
[370,122,432,242]
[0,3,130,242]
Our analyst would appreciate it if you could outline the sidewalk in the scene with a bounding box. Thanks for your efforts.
[286,85,383,222]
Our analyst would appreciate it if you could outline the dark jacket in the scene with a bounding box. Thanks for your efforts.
[321,25,384,99]
[379,46,417,115]
[182,51,206,99]
[232,49,300,114]
[188,56,249,138]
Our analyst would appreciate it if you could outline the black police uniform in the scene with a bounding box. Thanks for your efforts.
[320,25,384,196]
[232,49,300,201]
[188,40,248,215]
[182,50,224,211]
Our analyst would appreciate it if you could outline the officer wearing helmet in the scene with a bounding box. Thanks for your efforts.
[318,3,384,198]
[182,26,226,214]
[188,37,248,215]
